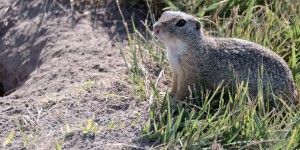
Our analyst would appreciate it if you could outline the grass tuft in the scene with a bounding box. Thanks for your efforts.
[3,130,15,148]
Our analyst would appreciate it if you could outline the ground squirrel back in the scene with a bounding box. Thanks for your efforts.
[153,11,298,103]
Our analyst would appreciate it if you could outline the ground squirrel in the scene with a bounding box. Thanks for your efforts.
[153,11,298,103]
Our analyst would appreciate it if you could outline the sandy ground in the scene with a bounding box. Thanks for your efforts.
[0,0,151,149]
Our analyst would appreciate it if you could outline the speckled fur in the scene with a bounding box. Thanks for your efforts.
[153,11,298,103]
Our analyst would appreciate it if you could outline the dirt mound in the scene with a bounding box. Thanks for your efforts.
[0,0,150,149]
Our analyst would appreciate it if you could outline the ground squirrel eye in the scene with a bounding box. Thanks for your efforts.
[175,19,186,27]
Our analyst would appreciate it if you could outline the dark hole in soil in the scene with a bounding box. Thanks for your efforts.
[0,65,21,97]
[0,82,4,97]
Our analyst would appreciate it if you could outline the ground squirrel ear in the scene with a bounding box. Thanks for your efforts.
[195,20,201,31]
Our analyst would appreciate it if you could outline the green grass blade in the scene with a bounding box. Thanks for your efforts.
[3,130,15,147]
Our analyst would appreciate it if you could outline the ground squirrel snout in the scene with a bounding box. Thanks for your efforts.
[153,11,298,103]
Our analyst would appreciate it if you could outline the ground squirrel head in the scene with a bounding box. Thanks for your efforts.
[153,11,204,46]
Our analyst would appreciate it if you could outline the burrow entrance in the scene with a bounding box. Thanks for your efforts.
[0,81,14,97]
[0,63,33,97]
[0,0,48,97]
[0,64,19,97]
[0,82,4,97]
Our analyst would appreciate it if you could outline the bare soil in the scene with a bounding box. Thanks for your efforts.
[0,0,151,149]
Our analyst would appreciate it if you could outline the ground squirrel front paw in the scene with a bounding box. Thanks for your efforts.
[169,90,175,98]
